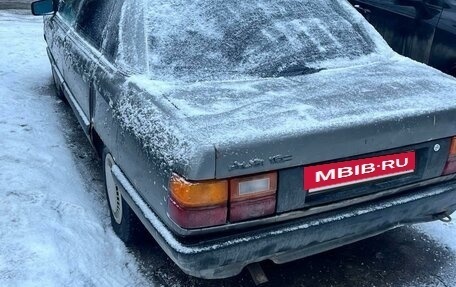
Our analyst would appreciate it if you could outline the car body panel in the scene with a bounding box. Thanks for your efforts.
[63,30,98,124]
[43,14,66,74]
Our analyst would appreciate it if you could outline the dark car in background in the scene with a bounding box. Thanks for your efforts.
[349,0,456,76]
[32,0,456,280]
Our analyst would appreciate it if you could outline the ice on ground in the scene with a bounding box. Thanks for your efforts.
[0,11,146,287]
[412,221,456,286]
[416,221,456,252]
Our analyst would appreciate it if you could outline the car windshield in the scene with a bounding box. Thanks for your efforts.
[135,0,379,81]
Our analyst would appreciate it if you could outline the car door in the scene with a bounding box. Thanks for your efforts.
[63,0,116,134]
[349,0,443,64]
[43,1,77,88]
[429,0,456,76]
[64,0,100,133]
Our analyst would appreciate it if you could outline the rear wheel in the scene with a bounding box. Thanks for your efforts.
[103,148,144,244]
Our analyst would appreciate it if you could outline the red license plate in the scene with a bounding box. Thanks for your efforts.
[304,151,416,192]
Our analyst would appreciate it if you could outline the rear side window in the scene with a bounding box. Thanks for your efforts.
[76,0,117,49]
[59,0,83,24]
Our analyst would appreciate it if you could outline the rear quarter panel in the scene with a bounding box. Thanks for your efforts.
[91,67,174,231]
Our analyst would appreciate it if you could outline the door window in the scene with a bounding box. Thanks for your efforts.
[59,0,84,24]
[75,0,116,50]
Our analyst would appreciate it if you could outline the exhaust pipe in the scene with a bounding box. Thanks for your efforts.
[247,263,269,286]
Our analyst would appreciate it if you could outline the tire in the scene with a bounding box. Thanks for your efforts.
[102,147,145,244]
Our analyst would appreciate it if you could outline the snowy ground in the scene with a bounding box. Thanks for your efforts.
[0,11,146,287]
[0,1,32,10]
[2,10,456,287]
[0,0,34,9]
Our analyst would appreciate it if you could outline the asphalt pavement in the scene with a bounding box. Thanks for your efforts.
[0,0,32,10]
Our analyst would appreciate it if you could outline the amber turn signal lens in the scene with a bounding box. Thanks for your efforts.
[170,174,228,208]
[443,137,456,175]
[449,137,456,156]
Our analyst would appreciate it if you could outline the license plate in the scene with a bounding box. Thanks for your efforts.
[304,151,416,193]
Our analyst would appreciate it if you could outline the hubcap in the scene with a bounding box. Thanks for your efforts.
[105,153,123,224]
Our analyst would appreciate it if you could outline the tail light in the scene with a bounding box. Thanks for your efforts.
[229,173,277,222]
[443,137,456,175]
[168,172,278,228]
[168,175,228,228]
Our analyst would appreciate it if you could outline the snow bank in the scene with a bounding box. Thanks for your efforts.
[0,12,146,287]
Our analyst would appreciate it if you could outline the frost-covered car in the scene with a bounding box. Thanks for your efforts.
[32,0,456,279]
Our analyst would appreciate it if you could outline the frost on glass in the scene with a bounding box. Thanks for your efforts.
[119,0,389,81]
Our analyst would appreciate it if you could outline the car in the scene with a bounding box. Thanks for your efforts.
[32,0,456,279]
[349,0,456,77]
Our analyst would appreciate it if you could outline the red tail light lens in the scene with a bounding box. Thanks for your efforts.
[168,198,227,229]
[168,172,278,228]
[443,137,456,175]
[229,172,277,222]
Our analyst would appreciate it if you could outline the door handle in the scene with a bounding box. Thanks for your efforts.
[354,4,371,14]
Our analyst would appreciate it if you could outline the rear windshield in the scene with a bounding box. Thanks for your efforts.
[134,0,378,81]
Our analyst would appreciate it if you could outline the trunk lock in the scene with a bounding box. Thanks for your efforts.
[434,144,441,152]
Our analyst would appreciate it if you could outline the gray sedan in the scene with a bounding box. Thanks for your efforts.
[32,0,456,279]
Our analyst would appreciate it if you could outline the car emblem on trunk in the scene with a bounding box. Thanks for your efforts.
[229,159,264,171]
[269,154,293,164]
[229,155,293,171]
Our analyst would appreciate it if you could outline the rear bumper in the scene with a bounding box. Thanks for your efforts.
[112,166,456,279]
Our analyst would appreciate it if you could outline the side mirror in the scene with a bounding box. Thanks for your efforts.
[31,0,57,16]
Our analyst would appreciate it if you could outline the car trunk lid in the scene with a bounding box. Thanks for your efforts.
[138,57,456,211]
